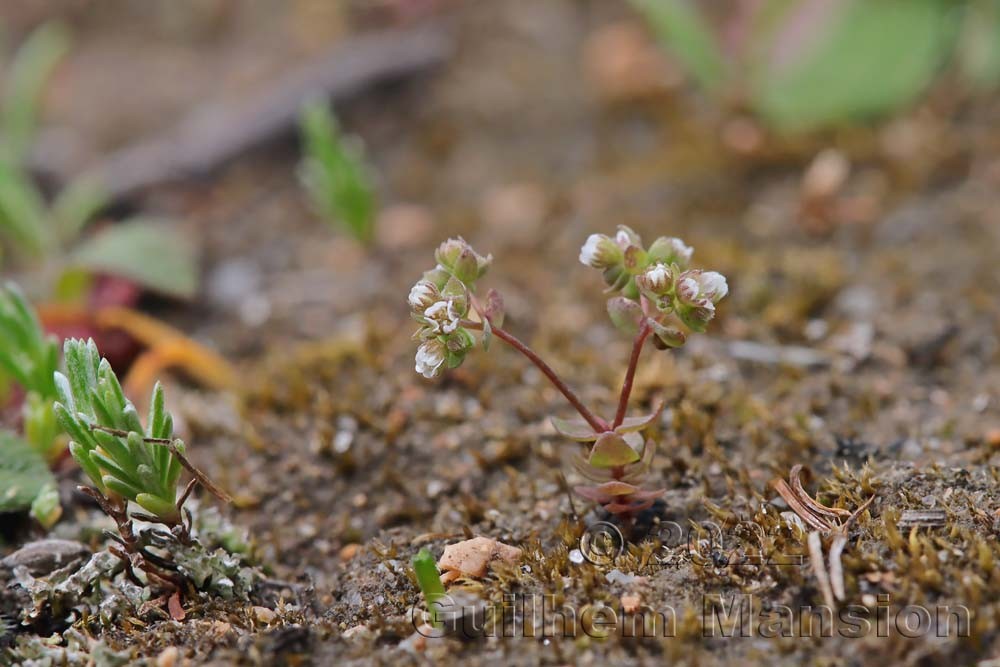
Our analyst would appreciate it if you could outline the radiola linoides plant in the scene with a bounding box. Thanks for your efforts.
[410,229,727,519]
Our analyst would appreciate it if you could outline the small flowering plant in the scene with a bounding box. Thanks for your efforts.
[410,229,727,521]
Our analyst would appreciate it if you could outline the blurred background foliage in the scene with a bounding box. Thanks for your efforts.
[631,0,1000,131]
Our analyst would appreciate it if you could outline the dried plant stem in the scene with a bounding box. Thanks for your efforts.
[89,425,232,504]
[462,320,608,432]
[613,321,652,429]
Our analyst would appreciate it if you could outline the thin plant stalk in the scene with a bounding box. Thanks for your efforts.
[463,319,608,432]
[612,320,652,429]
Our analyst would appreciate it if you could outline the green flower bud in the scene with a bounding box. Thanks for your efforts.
[647,236,693,268]
[635,262,674,296]
[435,237,469,269]
[677,301,715,333]
[452,247,480,284]
[615,225,643,250]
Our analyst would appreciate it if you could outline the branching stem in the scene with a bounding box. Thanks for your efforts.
[462,319,609,432]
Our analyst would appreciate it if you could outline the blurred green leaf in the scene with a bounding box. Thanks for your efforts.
[958,0,1000,89]
[0,430,56,514]
[752,0,956,130]
[0,282,59,398]
[1,22,71,164]
[0,161,51,256]
[298,101,377,244]
[69,219,198,299]
[629,0,726,91]
[51,175,108,243]
[29,482,62,529]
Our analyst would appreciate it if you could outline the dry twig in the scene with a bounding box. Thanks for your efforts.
[772,465,875,607]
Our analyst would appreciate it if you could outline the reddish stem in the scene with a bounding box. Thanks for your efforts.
[612,320,652,429]
[464,320,609,432]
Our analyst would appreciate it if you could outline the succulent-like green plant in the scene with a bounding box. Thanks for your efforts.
[0,283,63,526]
[410,231,727,521]
[0,282,62,461]
[53,338,191,524]
[298,100,377,245]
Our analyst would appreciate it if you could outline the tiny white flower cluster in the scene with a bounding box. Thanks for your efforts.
[410,238,491,378]
[579,225,728,340]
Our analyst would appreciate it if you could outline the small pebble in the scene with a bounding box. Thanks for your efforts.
[253,606,277,624]
[568,549,585,564]
[156,646,180,667]
[621,593,642,614]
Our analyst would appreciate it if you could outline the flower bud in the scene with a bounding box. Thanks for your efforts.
[415,339,447,378]
[636,262,673,296]
[579,234,623,269]
[677,300,715,333]
[675,269,728,307]
[615,225,643,250]
[475,251,493,278]
[435,237,469,270]
[675,270,702,305]
[408,280,440,312]
[452,246,480,284]
[602,265,631,291]
[647,236,693,268]
[445,327,475,354]
[422,265,451,289]
[623,245,648,275]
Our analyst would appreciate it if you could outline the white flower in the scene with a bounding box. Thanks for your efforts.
[675,270,728,305]
[579,233,621,269]
[676,273,701,304]
[423,299,461,334]
[698,271,728,303]
[415,339,446,378]
[408,280,439,311]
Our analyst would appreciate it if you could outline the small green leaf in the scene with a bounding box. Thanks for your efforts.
[69,219,199,299]
[481,315,492,351]
[614,400,665,434]
[1,22,71,163]
[135,493,179,522]
[588,432,642,468]
[607,297,643,335]
[551,416,600,442]
[0,430,56,513]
